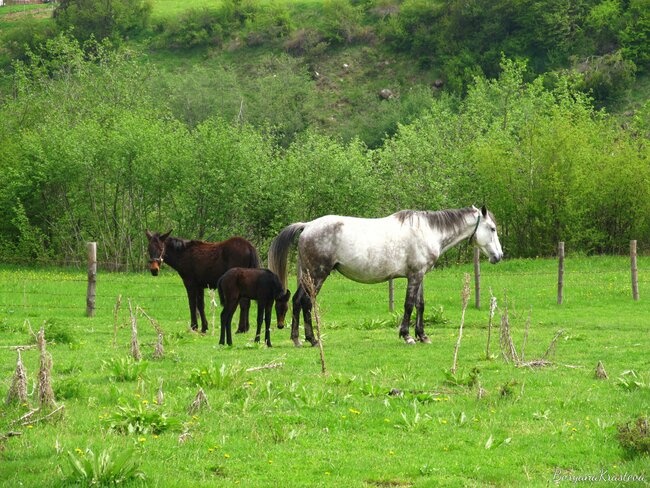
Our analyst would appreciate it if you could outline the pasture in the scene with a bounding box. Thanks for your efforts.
[0,256,649,486]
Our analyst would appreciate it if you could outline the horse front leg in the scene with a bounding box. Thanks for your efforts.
[264,302,273,347]
[414,283,431,343]
[197,289,209,334]
[236,298,251,334]
[399,274,423,345]
[184,283,199,331]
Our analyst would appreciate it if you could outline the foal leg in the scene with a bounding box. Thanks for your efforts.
[236,298,251,334]
[399,274,423,345]
[255,301,264,343]
[220,298,238,346]
[264,302,273,347]
[220,305,232,345]
[184,283,199,331]
[414,283,431,343]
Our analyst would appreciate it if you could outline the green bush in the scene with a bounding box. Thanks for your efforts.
[101,402,179,434]
[54,0,152,41]
[65,447,146,485]
[617,416,650,457]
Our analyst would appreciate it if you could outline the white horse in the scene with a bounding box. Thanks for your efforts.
[268,206,503,346]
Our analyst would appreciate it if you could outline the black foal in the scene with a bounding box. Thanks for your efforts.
[217,268,291,346]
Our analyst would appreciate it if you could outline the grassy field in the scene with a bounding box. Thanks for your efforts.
[0,256,649,486]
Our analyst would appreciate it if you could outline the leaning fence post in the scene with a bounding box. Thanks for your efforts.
[557,242,564,305]
[631,240,639,301]
[388,279,394,312]
[474,247,481,309]
[86,242,97,317]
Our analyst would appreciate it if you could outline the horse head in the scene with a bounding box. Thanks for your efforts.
[275,289,291,329]
[472,206,503,264]
[145,230,172,276]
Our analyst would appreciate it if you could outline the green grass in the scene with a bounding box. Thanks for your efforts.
[1,256,649,486]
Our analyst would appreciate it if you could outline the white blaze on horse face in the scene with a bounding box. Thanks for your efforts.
[474,212,503,264]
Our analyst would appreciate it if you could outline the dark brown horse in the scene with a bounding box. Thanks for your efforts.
[217,268,291,347]
[145,231,260,333]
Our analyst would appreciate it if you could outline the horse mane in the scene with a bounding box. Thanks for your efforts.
[166,236,193,252]
[395,207,476,234]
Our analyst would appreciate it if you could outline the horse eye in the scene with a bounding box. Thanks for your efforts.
[491,227,496,232]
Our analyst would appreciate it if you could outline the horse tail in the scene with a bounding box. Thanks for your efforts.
[268,222,306,292]
[216,275,226,306]
[249,245,261,269]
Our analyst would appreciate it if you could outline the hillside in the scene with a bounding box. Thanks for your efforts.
[1,0,648,147]
[0,0,649,266]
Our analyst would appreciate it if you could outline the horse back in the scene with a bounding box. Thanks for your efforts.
[218,268,283,303]
[180,237,259,288]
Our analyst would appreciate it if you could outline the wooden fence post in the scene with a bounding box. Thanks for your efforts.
[557,242,564,305]
[86,242,97,317]
[388,279,394,312]
[631,240,639,301]
[474,247,481,309]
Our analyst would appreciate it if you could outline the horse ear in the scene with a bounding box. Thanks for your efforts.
[481,205,487,218]
[161,230,172,241]
[146,230,153,240]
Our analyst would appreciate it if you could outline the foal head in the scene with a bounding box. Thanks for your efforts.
[472,206,503,264]
[145,230,172,276]
[275,289,291,329]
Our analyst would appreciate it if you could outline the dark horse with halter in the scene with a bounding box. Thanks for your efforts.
[146,231,260,333]
[217,268,291,347]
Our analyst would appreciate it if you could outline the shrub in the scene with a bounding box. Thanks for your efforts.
[54,378,85,400]
[574,51,637,101]
[103,357,149,382]
[54,0,152,41]
[101,402,179,434]
[189,362,243,389]
[64,447,146,484]
[617,417,650,457]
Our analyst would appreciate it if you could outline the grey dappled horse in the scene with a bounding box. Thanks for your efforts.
[268,206,503,346]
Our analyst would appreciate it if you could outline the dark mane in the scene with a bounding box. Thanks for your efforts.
[395,207,476,233]
[166,236,192,252]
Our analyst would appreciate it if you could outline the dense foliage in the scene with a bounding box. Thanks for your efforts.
[0,35,648,267]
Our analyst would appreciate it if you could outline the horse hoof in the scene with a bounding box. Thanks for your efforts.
[418,336,432,344]
[310,340,320,347]
[404,336,416,345]
[292,338,303,347]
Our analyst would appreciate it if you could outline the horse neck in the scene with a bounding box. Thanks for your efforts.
[438,212,479,255]
[162,238,184,270]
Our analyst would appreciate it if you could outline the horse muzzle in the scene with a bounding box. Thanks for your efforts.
[489,253,503,264]
[277,322,286,330]
[149,264,160,276]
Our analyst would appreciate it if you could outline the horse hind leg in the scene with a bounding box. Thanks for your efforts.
[302,273,327,347]
[290,286,305,347]
[236,298,251,334]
